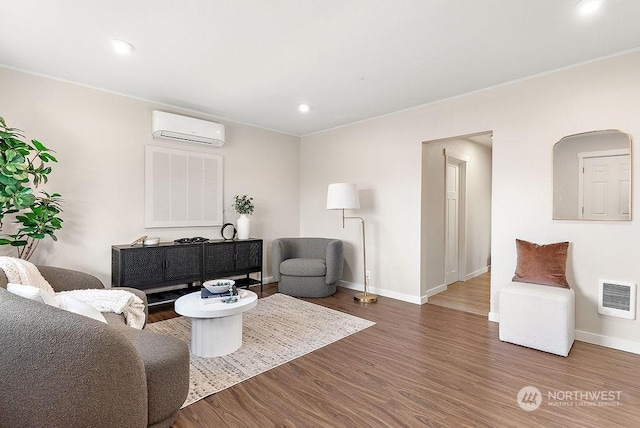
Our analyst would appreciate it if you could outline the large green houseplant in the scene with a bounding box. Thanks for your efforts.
[0,116,63,260]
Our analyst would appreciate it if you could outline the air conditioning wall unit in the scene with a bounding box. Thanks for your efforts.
[151,110,225,147]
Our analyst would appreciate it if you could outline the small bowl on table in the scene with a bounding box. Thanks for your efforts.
[203,279,235,294]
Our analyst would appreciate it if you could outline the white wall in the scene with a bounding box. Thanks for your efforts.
[0,67,301,285]
[300,117,425,303]
[300,50,640,351]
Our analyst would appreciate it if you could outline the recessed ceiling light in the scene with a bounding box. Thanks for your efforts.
[298,103,310,113]
[576,0,603,15]
[111,39,134,54]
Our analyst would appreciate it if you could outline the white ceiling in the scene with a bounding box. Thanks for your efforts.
[1,0,640,136]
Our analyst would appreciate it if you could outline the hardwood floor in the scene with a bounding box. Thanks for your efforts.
[149,284,640,428]
[427,271,491,316]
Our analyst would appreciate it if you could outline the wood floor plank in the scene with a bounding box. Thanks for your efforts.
[148,283,640,427]
[427,271,491,316]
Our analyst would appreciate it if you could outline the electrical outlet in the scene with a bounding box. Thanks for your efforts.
[366,270,371,281]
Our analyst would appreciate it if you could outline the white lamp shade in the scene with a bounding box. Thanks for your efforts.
[327,183,360,210]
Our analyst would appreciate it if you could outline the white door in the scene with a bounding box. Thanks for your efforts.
[445,161,460,285]
[582,154,630,220]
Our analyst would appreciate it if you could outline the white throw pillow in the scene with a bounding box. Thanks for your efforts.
[40,288,60,307]
[57,295,107,324]
[7,283,60,307]
[7,283,45,303]
[6,283,106,323]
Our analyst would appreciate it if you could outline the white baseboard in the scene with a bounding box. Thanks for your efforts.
[575,330,640,355]
[426,283,447,297]
[420,267,490,304]
[338,280,422,305]
[261,275,275,284]
[466,265,490,281]
[419,283,448,304]
[337,283,638,355]
[491,314,640,354]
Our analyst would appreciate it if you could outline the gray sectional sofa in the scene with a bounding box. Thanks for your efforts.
[0,266,189,428]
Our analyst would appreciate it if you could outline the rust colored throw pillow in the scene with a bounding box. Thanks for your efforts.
[512,239,570,288]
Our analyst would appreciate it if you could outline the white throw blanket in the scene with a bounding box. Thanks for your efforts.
[0,256,55,294]
[58,289,145,330]
[0,256,145,329]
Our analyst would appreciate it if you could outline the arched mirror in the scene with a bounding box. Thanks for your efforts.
[553,130,632,220]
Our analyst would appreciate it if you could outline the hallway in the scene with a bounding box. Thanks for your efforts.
[427,271,490,316]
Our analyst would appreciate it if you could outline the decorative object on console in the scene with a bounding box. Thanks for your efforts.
[220,222,237,240]
[237,215,250,239]
[326,183,377,303]
[0,116,63,260]
[143,237,160,246]
[233,194,254,240]
[512,239,570,288]
[130,235,147,246]
[174,236,209,244]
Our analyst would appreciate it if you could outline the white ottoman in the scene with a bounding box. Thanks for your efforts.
[499,281,575,357]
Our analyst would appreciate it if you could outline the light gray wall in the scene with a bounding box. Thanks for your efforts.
[0,67,301,285]
[462,141,492,278]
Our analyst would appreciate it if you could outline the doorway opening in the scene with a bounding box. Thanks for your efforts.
[420,131,493,316]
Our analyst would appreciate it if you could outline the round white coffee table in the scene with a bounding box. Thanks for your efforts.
[174,290,258,358]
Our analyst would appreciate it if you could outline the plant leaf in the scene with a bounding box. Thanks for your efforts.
[31,139,48,152]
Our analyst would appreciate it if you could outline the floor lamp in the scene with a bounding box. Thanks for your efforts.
[326,183,377,303]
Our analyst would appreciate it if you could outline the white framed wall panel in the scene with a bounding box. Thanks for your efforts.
[145,145,223,228]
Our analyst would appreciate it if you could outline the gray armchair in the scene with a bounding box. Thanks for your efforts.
[272,238,344,297]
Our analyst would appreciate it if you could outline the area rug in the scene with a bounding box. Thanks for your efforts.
[147,293,375,407]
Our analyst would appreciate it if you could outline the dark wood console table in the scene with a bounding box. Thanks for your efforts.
[112,239,263,306]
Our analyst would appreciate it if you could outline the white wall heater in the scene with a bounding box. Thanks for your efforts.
[598,279,636,320]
